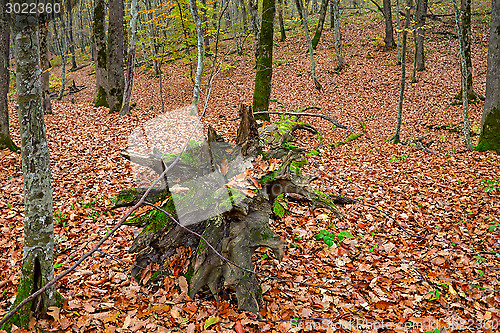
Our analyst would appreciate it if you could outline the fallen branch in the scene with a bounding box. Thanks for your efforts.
[253,109,347,129]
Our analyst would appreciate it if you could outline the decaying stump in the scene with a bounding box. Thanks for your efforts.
[114,104,346,313]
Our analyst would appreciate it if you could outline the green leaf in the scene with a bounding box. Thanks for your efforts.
[53,263,63,268]
[204,316,219,330]
[488,224,496,232]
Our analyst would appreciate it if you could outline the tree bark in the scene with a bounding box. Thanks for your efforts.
[66,1,78,71]
[311,0,329,49]
[296,0,322,90]
[107,0,126,113]
[39,13,52,114]
[461,0,474,97]
[54,19,67,101]
[452,0,472,149]
[414,0,427,70]
[115,105,344,315]
[93,0,108,107]
[252,0,276,120]
[332,0,344,70]
[476,0,500,154]
[393,0,411,144]
[395,0,402,63]
[278,0,287,41]
[190,0,205,115]
[3,1,60,329]
[383,0,395,50]
[121,0,139,116]
[0,0,18,152]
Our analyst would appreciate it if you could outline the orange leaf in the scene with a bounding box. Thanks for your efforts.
[221,159,229,176]
[234,321,244,333]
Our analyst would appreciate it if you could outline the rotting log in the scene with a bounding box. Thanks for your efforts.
[114,104,347,313]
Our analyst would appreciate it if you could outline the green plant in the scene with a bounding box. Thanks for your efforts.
[290,242,300,249]
[479,177,500,192]
[426,288,441,301]
[488,221,500,232]
[6,203,12,209]
[315,230,354,247]
[54,209,66,226]
[475,255,485,263]
[424,329,440,333]
[390,154,408,162]
[273,194,288,218]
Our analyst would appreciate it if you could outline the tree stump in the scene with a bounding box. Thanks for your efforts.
[114,104,345,313]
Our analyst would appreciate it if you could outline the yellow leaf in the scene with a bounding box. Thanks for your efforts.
[204,316,219,330]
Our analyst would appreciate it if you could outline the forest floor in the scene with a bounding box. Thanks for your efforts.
[1,8,500,333]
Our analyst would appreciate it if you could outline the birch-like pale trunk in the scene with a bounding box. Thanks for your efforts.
[452,0,472,150]
[4,1,59,329]
[190,0,205,115]
[332,0,344,70]
[393,0,411,144]
[295,0,322,90]
[121,0,139,116]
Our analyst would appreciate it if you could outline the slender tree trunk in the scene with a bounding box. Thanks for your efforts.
[3,1,59,329]
[201,0,210,52]
[249,0,260,33]
[453,0,472,149]
[393,0,412,144]
[93,0,108,107]
[121,0,139,116]
[39,13,52,114]
[190,0,205,115]
[395,0,402,63]
[332,0,344,70]
[311,0,329,49]
[66,2,78,71]
[0,0,18,152]
[278,0,286,41]
[296,0,322,90]
[143,0,161,75]
[383,0,395,50]
[476,0,500,153]
[108,0,126,113]
[252,0,276,121]
[461,0,474,97]
[414,0,427,70]
[238,0,248,29]
[54,19,67,101]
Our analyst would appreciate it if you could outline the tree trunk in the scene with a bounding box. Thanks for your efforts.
[39,13,52,114]
[414,0,427,70]
[461,0,474,97]
[2,1,60,329]
[114,105,344,315]
[383,0,395,50]
[238,0,249,30]
[190,0,205,115]
[121,0,139,116]
[252,0,276,120]
[93,0,108,107]
[201,0,210,52]
[395,0,402,63]
[54,19,67,101]
[332,0,344,70]
[107,0,126,113]
[278,0,287,41]
[393,0,411,144]
[452,0,472,149]
[475,0,500,154]
[0,0,18,152]
[311,0,329,49]
[249,0,260,33]
[66,1,78,71]
[296,0,322,90]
